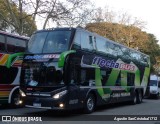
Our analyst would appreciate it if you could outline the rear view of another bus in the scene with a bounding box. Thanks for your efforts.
[0,31,29,107]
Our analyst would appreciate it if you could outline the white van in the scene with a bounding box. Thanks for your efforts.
[149,75,160,99]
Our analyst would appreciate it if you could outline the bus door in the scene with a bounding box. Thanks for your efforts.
[65,58,81,109]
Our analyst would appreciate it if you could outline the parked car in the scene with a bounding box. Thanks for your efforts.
[149,75,160,99]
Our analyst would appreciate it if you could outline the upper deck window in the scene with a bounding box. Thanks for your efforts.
[0,34,5,52]
[28,30,71,53]
[73,30,81,49]
[81,32,94,51]
[7,36,26,53]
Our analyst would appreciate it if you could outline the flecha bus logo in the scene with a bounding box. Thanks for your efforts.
[92,56,135,71]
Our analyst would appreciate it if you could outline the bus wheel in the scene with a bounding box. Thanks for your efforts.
[131,92,137,105]
[11,91,21,108]
[84,94,95,114]
[137,91,143,104]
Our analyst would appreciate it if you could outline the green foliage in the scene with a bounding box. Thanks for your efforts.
[0,0,36,36]
[0,1,9,30]
[21,13,37,36]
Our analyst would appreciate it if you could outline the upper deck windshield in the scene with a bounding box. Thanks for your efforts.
[28,30,71,53]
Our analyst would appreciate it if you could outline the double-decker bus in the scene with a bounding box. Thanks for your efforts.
[0,30,29,107]
[20,28,150,113]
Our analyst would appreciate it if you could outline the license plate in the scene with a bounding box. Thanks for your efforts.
[33,103,41,107]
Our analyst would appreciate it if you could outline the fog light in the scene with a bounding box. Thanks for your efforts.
[59,103,64,108]
[19,100,23,104]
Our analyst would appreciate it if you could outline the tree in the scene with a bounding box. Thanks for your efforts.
[145,34,160,73]
[1,0,94,34]
[18,0,94,29]
[86,22,148,48]
[87,7,148,48]
[0,0,37,36]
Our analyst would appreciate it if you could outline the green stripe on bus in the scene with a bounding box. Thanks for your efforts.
[95,67,104,96]
[58,50,76,67]
[104,69,120,94]
[6,52,24,68]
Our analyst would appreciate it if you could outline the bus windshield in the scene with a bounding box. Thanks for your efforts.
[25,62,64,87]
[28,30,71,53]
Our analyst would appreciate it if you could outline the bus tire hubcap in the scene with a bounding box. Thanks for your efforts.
[87,97,94,111]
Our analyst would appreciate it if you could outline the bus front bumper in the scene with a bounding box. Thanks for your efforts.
[23,96,68,110]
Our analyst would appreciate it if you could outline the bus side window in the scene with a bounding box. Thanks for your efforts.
[93,36,97,50]
[0,66,18,84]
[6,36,16,53]
[79,68,95,86]
[81,32,94,51]
[15,39,26,52]
[89,36,94,50]
[96,37,107,54]
[116,73,121,86]
[101,70,107,85]
[0,34,5,52]
[72,31,81,49]
[101,69,111,86]
[68,61,80,85]
[6,36,26,53]
[81,69,86,83]
[127,73,135,86]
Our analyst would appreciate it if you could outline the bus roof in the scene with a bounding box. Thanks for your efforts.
[33,27,149,58]
[34,28,75,33]
[0,30,29,40]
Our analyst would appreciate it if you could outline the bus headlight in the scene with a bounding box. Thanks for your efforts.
[20,89,26,97]
[53,90,67,99]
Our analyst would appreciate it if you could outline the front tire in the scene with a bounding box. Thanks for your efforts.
[11,91,21,108]
[84,94,95,114]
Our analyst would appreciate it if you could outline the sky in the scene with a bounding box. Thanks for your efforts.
[91,0,160,42]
